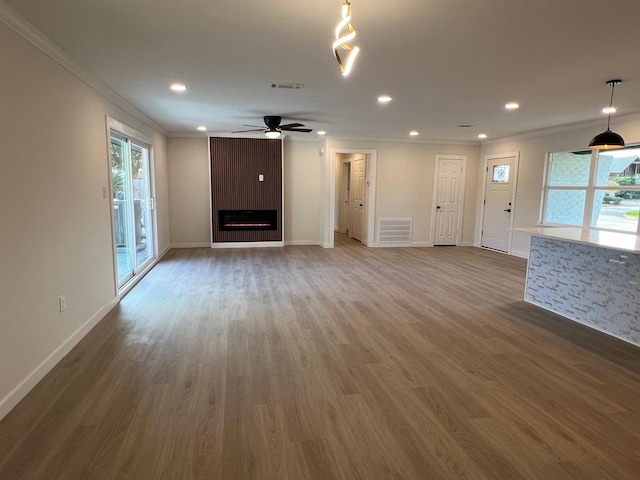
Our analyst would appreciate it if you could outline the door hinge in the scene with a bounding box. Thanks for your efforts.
[150,198,155,210]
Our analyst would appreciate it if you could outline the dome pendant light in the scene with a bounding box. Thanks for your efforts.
[589,79,625,150]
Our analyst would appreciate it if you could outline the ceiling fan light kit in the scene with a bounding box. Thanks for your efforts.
[333,1,360,76]
[265,130,281,139]
[589,79,625,150]
[233,116,313,138]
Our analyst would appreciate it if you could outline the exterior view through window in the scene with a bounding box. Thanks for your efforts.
[110,129,155,289]
[543,146,640,234]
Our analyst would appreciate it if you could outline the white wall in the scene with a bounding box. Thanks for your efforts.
[480,115,640,257]
[328,139,480,246]
[167,137,211,246]
[283,139,324,245]
[0,23,169,419]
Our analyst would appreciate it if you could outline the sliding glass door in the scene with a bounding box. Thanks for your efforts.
[110,130,155,289]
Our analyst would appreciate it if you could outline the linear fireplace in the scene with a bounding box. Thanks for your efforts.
[218,210,277,231]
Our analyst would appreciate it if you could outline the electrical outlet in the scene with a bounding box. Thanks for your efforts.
[59,295,66,313]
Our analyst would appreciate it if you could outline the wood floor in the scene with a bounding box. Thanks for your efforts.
[1,234,640,479]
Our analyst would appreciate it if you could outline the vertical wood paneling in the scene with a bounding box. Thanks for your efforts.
[210,137,282,242]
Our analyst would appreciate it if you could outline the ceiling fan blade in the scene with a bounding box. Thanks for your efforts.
[282,128,313,133]
[241,124,264,128]
[231,128,265,133]
[279,123,305,129]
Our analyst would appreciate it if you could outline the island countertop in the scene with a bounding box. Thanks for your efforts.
[514,227,640,254]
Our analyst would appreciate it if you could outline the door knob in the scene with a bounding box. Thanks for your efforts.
[503,208,511,212]
[436,206,441,209]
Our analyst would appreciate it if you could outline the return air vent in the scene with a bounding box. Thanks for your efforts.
[377,217,412,244]
[269,82,304,90]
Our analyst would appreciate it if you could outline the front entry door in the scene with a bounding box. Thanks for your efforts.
[481,153,519,252]
[434,155,466,245]
[350,156,365,241]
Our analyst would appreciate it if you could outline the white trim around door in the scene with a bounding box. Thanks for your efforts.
[430,154,467,246]
[329,148,378,248]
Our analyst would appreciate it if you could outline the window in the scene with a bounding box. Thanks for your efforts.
[542,147,640,234]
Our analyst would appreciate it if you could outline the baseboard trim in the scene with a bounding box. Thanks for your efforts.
[210,241,284,249]
[510,249,530,259]
[284,240,324,246]
[0,297,118,421]
[369,242,433,248]
[170,242,210,248]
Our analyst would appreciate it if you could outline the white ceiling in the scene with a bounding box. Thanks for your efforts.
[4,0,640,142]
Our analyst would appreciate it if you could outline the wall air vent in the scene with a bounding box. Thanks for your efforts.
[269,82,304,90]
[377,217,412,244]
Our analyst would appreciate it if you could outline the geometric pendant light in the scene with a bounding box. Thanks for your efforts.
[589,79,625,150]
[332,1,360,76]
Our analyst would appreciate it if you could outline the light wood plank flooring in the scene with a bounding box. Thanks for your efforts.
[1,234,640,479]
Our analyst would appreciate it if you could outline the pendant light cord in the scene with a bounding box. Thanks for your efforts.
[606,83,615,130]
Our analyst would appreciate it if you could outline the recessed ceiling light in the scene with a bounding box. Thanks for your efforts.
[378,95,392,103]
[197,126,207,131]
[478,133,488,139]
[317,130,327,136]
[409,130,419,136]
[170,83,187,92]
[602,106,617,114]
[505,102,520,110]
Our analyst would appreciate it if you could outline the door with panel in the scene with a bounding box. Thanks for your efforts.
[481,153,519,252]
[434,156,466,246]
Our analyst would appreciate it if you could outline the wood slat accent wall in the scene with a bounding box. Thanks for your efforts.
[210,137,282,243]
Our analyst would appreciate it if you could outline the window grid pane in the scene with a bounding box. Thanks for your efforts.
[545,190,586,226]
[596,148,640,187]
[592,189,640,232]
[548,152,591,186]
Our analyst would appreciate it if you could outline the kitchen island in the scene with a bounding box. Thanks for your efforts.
[517,227,640,347]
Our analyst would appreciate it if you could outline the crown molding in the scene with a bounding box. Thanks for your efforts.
[0,1,167,135]
[327,134,480,147]
[482,112,640,146]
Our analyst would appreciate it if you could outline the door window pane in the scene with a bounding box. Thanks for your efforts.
[492,164,510,183]
[545,190,586,225]
[548,151,591,186]
[111,136,134,284]
[131,143,153,269]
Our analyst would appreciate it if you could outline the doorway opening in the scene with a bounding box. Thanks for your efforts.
[333,149,377,247]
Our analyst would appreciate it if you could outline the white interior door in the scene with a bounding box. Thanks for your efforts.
[339,161,351,234]
[350,156,365,241]
[481,153,518,252]
[434,155,466,245]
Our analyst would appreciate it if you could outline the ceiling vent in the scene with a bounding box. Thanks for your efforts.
[269,82,304,90]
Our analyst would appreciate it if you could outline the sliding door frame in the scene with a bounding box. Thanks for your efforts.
[106,117,158,296]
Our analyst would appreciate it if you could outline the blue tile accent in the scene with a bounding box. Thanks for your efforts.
[525,235,640,346]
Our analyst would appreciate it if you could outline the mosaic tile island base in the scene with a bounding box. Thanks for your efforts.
[523,231,640,347]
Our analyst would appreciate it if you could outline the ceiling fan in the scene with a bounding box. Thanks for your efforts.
[233,116,313,138]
